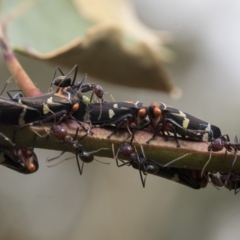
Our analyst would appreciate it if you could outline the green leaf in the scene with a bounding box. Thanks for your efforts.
[2,0,180,95]
[3,0,94,53]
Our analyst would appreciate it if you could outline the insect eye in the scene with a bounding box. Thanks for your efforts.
[28,162,37,173]
[138,108,147,118]
[72,103,79,112]
[153,107,161,117]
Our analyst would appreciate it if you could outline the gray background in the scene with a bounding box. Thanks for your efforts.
[1,0,240,239]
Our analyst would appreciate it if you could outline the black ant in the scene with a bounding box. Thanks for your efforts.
[51,65,113,103]
[112,128,191,187]
[201,134,240,177]
[220,173,240,194]
[51,65,116,120]
[34,124,109,174]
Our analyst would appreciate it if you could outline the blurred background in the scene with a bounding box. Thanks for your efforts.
[1,0,240,239]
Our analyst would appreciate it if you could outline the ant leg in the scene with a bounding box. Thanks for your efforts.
[230,151,238,170]
[169,123,180,147]
[201,150,212,177]
[139,166,147,188]
[223,150,238,185]
[156,153,193,168]
[89,91,94,103]
[104,92,115,102]
[106,119,126,139]
[76,74,88,91]
[75,151,84,175]
[97,102,103,120]
[162,130,170,141]
[24,110,67,128]
[49,66,65,90]
[88,148,109,155]
[85,148,110,165]
[208,173,223,190]
[133,146,148,187]
[235,185,240,195]
[112,144,130,167]
[46,150,67,166]
[0,132,15,147]
[146,123,163,144]
[71,125,92,142]
[94,158,110,165]
[31,127,50,138]
[69,65,78,86]
[70,116,92,134]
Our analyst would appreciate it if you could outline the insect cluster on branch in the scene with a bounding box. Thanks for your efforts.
[0,65,239,193]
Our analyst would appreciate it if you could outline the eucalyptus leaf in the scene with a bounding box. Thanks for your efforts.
[3,0,180,95]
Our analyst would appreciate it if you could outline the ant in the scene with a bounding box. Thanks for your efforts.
[112,128,191,187]
[34,123,109,175]
[51,65,113,103]
[220,173,240,194]
[201,134,240,177]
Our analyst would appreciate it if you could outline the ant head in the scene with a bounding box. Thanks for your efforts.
[93,84,104,99]
[209,138,224,152]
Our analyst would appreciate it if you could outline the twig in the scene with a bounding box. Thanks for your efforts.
[0,14,42,96]
[0,122,238,172]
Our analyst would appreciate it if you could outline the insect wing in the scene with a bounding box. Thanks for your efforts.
[18,92,75,117]
[0,97,40,125]
[88,102,140,125]
[19,93,71,106]
[162,106,221,140]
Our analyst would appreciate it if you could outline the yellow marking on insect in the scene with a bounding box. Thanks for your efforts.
[46,97,60,105]
[43,103,51,114]
[205,123,211,131]
[171,111,189,128]
[202,123,211,141]
[83,96,90,104]
[19,105,27,125]
[160,102,167,110]
[113,103,119,108]
[55,91,71,102]
[109,109,115,119]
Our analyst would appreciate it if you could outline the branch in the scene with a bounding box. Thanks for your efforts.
[0,18,42,96]
[0,122,237,173]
